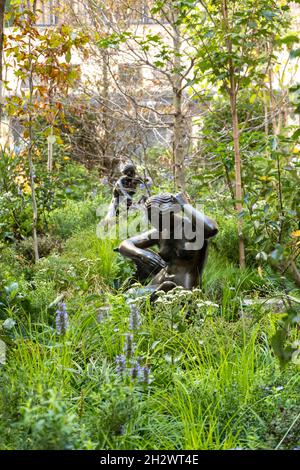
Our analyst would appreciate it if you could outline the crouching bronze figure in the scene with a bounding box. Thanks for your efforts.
[118,192,218,296]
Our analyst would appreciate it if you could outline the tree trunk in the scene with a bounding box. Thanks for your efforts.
[47,125,54,172]
[229,87,246,269]
[289,261,300,288]
[0,0,6,136]
[264,91,269,137]
[28,22,39,262]
[172,17,186,192]
[268,60,284,243]
[268,56,278,135]
[101,49,114,175]
[222,0,246,269]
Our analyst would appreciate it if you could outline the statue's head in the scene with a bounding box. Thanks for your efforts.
[145,193,181,231]
[121,162,136,177]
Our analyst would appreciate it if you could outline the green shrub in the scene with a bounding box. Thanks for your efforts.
[16,234,62,261]
[63,228,119,287]
[49,196,105,240]
[31,255,77,290]
[19,389,92,450]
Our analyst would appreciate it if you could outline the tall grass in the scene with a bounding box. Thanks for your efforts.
[0,201,299,450]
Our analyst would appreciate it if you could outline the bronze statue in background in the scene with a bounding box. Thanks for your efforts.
[118,192,218,296]
[104,162,151,221]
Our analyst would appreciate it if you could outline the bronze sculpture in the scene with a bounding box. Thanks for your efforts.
[118,192,218,296]
[104,162,152,221]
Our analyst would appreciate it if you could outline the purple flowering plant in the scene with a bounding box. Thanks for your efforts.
[55,302,69,336]
[114,302,151,386]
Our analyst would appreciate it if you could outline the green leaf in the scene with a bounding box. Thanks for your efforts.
[254,234,266,244]
[271,327,291,367]
[255,251,268,261]
[291,129,300,141]
[261,10,276,20]
[237,210,247,219]
[65,50,71,63]
[290,49,300,59]
[270,135,278,151]
[277,34,299,46]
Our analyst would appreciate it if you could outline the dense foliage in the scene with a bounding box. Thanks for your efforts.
[0,0,299,451]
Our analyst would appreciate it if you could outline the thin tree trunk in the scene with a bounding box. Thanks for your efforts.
[101,49,113,175]
[172,16,186,192]
[47,125,54,172]
[282,92,289,127]
[47,75,55,172]
[288,261,300,288]
[264,91,269,137]
[0,0,6,136]
[230,88,246,269]
[268,60,284,244]
[28,14,39,262]
[222,0,246,269]
[223,159,235,201]
[268,58,278,135]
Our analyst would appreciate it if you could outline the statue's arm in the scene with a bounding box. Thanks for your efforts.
[118,229,166,270]
[134,176,144,184]
[175,193,218,239]
[136,175,152,184]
